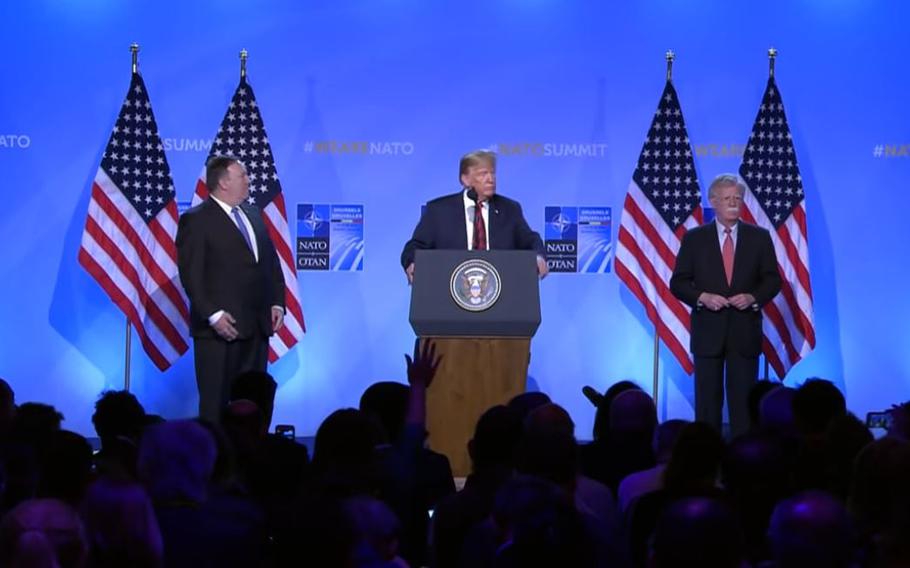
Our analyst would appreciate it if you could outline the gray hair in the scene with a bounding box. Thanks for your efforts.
[707,174,746,199]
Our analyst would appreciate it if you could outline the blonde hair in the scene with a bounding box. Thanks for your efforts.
[458,149,497,183]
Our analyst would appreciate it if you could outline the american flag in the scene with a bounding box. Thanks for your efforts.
[79,73,190,370]
[738,78,815,377]
[192,77,305,361]
[616,81,703,374]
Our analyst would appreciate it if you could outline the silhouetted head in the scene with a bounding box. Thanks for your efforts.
[492,475,595,567]
[769,491,855,568]
[37,430,93,506]
[590,380,642,441]
[653,419,690,464]
[230,370,278,432]
[344,496,402,564]
[359,381,409,444]
[651,497,744,568]
[314,409,381,469]
[849,437,910,536]
[760,386,797,436]
[81,477,163,567]
[138,420,217,504]
[222,399,265,455]
[515,428,578,490]
[92,390,146,445]
[13,403,63,443]
[609,389,657,438]
[312,409,383,498]
[663,422,725,495]
[0,378,15,428]
[722,432,790,497]
[792,379,846,437]
[823,413,873,498]
[525,403,575,437]
[748,380,780,430]
[468,405,522,472]
[507,392,551,423]
[0,498,88,568]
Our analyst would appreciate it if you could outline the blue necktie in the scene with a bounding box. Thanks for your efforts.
[232,207,254,254]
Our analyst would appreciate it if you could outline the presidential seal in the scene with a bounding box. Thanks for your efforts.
[450,259,502,312]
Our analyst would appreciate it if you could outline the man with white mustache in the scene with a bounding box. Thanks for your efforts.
[671,174,781,437]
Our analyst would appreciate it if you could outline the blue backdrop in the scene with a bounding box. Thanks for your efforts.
[1,1,908,438]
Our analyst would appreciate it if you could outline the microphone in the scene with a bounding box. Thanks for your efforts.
[467,187,497,214]
[581,385,604,407]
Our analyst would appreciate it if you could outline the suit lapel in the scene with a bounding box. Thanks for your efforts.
[239,202,264,262]
[731,223,751,287]
[450,193,469,250]
[487,197,500,249]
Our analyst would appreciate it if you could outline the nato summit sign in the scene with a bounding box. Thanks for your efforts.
[544,206,613,274]
[296,204,364,271]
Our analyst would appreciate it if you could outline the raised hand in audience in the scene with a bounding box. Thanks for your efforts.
[405,337,442,389]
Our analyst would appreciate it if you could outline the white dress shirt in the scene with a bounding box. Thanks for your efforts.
[462,190,490,250]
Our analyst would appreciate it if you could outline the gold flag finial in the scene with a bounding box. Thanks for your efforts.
[666,50,675,82]
[240,49,248,79]
[768,47,778,78]
[130,43,140,75]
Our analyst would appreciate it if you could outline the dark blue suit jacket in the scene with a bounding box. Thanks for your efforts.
[400,191,544,268]
[669,221,781,357]
[176,198,285,339]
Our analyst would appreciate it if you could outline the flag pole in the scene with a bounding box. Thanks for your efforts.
[762,47,776,384]
[239,48,248,80]
[124,318,132,391]
[652,49,675,408]
[130,42,139,74]
[123,42,140,392]
[768,47,777,79]
[652,332,660,406]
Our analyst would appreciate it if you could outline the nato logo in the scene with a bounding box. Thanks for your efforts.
[545,206,578,273]
[296,204,363,271]
[544,206,612,273]
[298,204,330,238]
[545,206,578,241]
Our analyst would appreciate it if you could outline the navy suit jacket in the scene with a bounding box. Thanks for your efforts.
[669,221,781,358]
[400,191,544,269]
[176,198,285,339]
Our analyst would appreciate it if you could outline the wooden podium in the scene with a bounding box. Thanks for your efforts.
[410,250,540,477]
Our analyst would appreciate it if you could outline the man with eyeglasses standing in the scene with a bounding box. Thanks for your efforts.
[671,174,781,437]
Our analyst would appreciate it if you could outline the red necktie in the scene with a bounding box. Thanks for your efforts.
[473,202,487,250]
[722,228,734,285]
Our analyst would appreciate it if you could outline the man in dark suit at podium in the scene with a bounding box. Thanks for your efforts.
[670,174,781,437]
[400,149,548,283]
[177,156,286,422]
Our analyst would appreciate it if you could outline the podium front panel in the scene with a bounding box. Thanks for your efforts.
[409,249,541,337]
